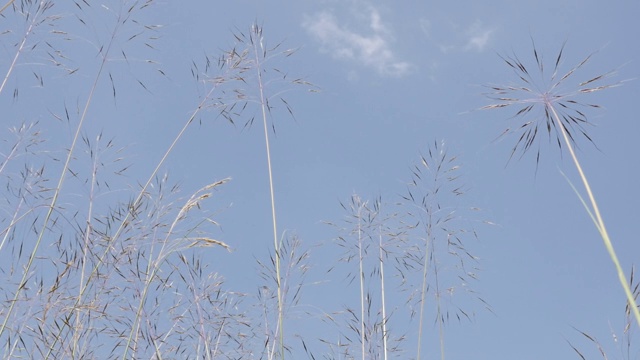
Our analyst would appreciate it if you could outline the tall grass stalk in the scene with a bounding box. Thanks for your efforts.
[402,139,487,360]
[256,233,312,359]
[213,23,315,358]
[328,195,416,359]
[330,195,379,359]
[482,40,640,328]
[249,24,286,358]
[357,200,367,360]
[111,19,276,359]
[377,223,389,360]
[325,144,485,359]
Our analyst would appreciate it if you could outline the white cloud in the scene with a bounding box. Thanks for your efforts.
[303,9,412,77]
[464,20,494,52]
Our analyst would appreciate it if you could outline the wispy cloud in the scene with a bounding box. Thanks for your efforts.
[463,20,494,52]
[303,8,412,77]
[420,18,494,53]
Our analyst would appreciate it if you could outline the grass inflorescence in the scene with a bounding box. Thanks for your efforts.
[482,39,640,330]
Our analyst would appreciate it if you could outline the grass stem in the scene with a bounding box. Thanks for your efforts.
[378,225,388,360]
[250,24,284,359]
[549,105,640,328]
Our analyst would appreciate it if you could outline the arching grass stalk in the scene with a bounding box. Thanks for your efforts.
[122,180,231,360]
[112,52,244,359]
[45,88,219,359]
[482,40,640,327]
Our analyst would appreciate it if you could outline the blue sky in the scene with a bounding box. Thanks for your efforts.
[1,0,639,359]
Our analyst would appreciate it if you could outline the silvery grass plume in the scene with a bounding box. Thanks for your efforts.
[482,40,640,328]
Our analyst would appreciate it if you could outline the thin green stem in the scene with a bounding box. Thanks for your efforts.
[549,105,640,328]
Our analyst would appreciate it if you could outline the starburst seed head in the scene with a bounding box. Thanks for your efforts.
[482,40,621,166]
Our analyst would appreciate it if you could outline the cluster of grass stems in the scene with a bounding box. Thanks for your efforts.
[323,140,488,360]
[0,1,636,359]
